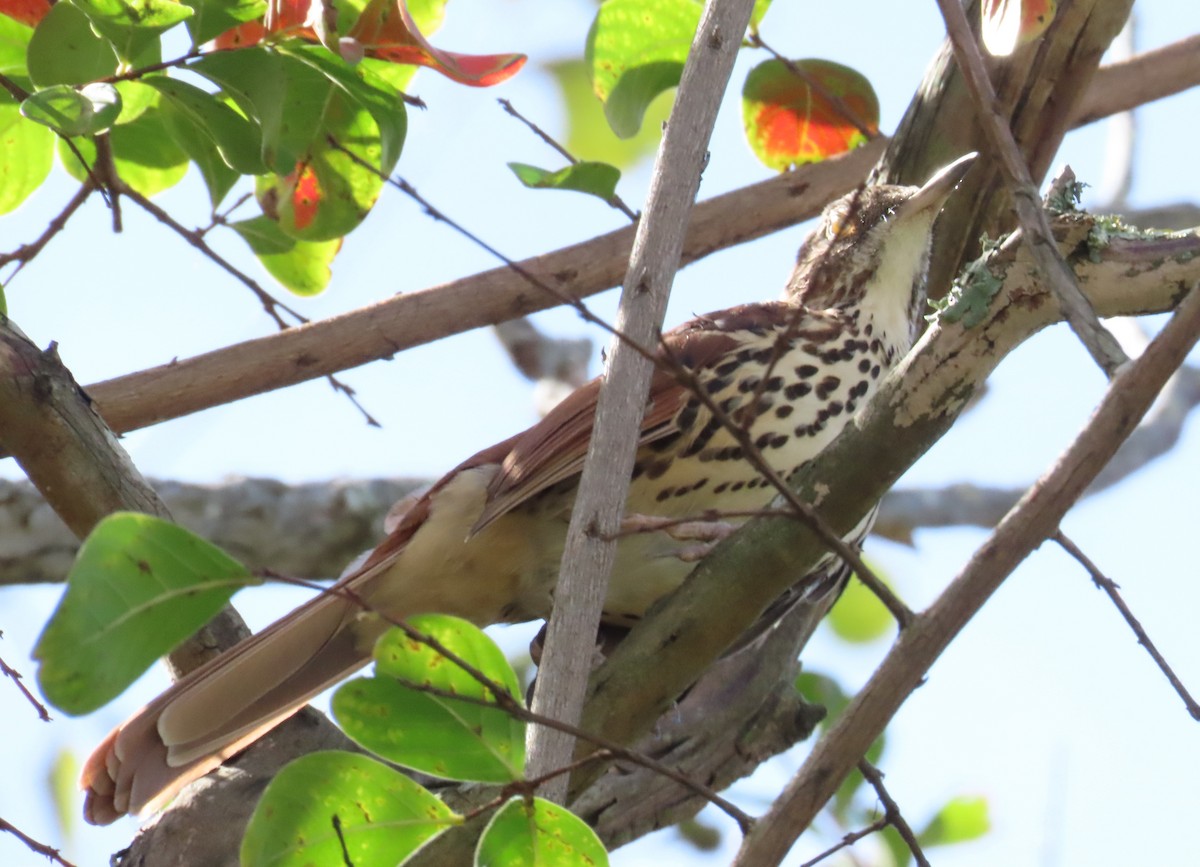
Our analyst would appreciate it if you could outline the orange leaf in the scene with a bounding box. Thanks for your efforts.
[347,0,524,86]
[0,0,51,26]
[211,20,268,49]
[981,0,1057,57]
[742,59,878,172]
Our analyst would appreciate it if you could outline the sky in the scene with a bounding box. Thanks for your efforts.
[2,1,1199,865]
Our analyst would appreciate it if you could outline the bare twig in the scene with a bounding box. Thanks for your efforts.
[797,819,888,867]
[0,816,76,867]
[857,760,929,867]
[0,183,95,282]
[0,650,51,721]
[935,0,1129,376]
[1053,531,1200,720]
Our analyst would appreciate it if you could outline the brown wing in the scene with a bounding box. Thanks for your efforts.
[471,317,746,533]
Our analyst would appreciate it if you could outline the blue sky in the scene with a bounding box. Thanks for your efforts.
[2,1,1198,864]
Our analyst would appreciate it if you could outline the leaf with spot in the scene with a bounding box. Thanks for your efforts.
[476,797,609,867]
[332,615,526,783]
[70,0,193,64]
[508,161,621,205]
[742,58,878,171]
[585,0,699,138]
[33,513,254,715]
[981,0,1057,57]
[241,751,458,867]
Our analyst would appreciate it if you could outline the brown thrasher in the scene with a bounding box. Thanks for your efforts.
[80,154,975,825]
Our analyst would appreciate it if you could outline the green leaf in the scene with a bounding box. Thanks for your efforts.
[0,102,54,214]
[241,751,458,867]
[146,76,265,174]
[231,215,341,295]
[585,0,699,138]
[476,797,609,867]
[59,99,189,196]
[275,42,407,173]
[48,748,79,842]
[508,161,621,203]
[332,615,525,783]
[159,99,241,207]
[70,0,193,64]
[20,82,121,135]
[918,796,990,847]
[826,570,895,644]
[191,45,304,171]
[750,0,772,31]
[180,0,265,47]
[33,513,253,715]
[742,58,879,171]
[0,15,34,77]
[27,2,118,86]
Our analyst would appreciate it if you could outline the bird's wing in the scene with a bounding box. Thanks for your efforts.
[471,319,745,533]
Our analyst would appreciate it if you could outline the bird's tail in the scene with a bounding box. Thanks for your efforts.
[80,581,388,825]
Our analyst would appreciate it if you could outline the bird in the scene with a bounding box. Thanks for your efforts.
[80,153,976,825]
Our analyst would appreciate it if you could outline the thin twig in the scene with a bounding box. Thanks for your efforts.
[498,97,639,221]
[1053,530,1200,720]
[934,0,1129,377]
[0,651,51,721]
[797,819,888,867]
[0,183,95,280]
[261,571,756,832]
[98,48,202,83]
[116,181,304,329]
[0,817,77,867]
[857,760,929,867]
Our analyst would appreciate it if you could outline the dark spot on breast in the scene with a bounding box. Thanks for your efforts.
[770,433,789,449]
[754,432,774,449]
[713,481,729,494]
[693,478,708,491]
[858,358,871,373]
[846,400,857,413]
[681,417,723,457]
[656,487,674,502]
[775,405,794,419]
[764,376,784,392]
[643,459,670,480]
[631,461,645,480]
[850,380,870,398]
[676,403,699,431]
[730,481,745,492]
[864,323,874,336]
[705,377,729,395]
[871,365,881,379]
[785,382,811,400]
[827,401,844,417]
[816,376,841,399]
[737,377,760,393]
[751,347,775,364]
[714,359,741,377]
[796,364,819,379]
[870,338,883,353]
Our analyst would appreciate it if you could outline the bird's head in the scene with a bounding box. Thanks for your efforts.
[786,154,977,326]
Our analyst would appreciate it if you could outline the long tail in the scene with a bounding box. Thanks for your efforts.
[80,584,385,825]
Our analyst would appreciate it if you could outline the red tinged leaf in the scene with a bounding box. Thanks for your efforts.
[209,0,524,87]
[346,0,524,86]
[981,0,1057,57]
[742,58,878,172]
[0,0,51,26]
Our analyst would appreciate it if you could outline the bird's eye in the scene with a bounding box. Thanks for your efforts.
[825,201,857,240]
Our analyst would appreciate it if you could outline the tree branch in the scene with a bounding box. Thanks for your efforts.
[527,0,759,798]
